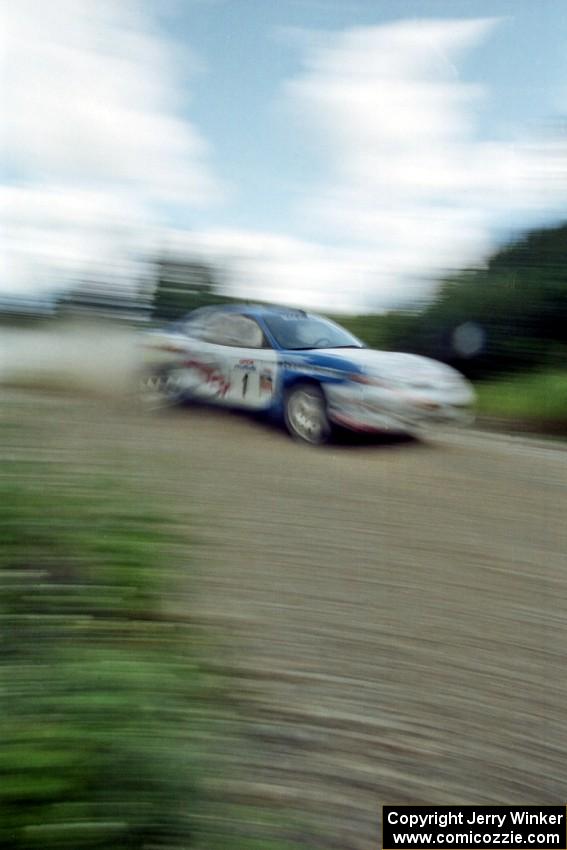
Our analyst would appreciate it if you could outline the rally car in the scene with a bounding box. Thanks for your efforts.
[140,303,475,444]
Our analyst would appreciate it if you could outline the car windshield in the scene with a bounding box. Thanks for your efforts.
[263,314,364,350]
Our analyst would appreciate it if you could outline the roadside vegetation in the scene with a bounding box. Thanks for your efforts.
[337,223,567,433]
[474,369,567,428]
[0,452,298,850]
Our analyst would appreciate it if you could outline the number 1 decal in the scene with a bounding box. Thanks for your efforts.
[242,373,249,397]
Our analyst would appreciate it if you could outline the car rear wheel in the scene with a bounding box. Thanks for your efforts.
[138,366,187,409]
[284,383,331,445]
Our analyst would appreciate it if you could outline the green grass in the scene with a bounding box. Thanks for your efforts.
[0,459,299,850]
[0,462,205,849]
[475,369,567,423]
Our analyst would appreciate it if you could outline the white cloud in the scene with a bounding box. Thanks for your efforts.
[159,21,519,315]
[166,227,382,313]
[277,18,567,307]
[3,10,567,312]
[0,184,159,293]
[1,0,220,294]
[3,0,218,201]
[167,218,492,315]
[165,18,567,314]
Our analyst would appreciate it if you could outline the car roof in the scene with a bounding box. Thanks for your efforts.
[185,303,311,320]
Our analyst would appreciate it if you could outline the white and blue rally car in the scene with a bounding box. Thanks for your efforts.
[140,303,474,444]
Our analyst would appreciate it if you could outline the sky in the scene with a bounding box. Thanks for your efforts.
[3,0,567,312]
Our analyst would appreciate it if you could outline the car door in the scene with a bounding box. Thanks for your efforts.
[170,312,233,403]
[202,313,278,410]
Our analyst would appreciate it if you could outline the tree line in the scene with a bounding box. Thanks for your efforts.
[60,219,567,381]
[339,222,567,378]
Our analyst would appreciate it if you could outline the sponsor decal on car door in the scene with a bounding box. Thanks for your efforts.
[225,349,278,409]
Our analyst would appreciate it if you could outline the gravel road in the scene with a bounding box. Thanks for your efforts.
[3,389,567,849]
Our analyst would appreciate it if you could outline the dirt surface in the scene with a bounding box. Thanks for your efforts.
[2,389,567,848]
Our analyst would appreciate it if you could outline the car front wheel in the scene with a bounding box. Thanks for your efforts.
[284,383,331,445]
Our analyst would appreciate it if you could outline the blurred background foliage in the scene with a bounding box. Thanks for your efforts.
[337,222,567,430]
[338,222,567,381]
[151,257,233,321]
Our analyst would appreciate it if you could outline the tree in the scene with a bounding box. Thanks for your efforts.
[152,256,230,321]
[416,224,567,375]
[336,220,567,378]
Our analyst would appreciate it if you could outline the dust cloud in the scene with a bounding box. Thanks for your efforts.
[0,318,142,398]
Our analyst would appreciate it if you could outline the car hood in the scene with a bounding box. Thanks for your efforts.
[316,348,465,382]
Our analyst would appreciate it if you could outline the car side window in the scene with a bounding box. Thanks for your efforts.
[200,314,268,348]
[181,312,223,341]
